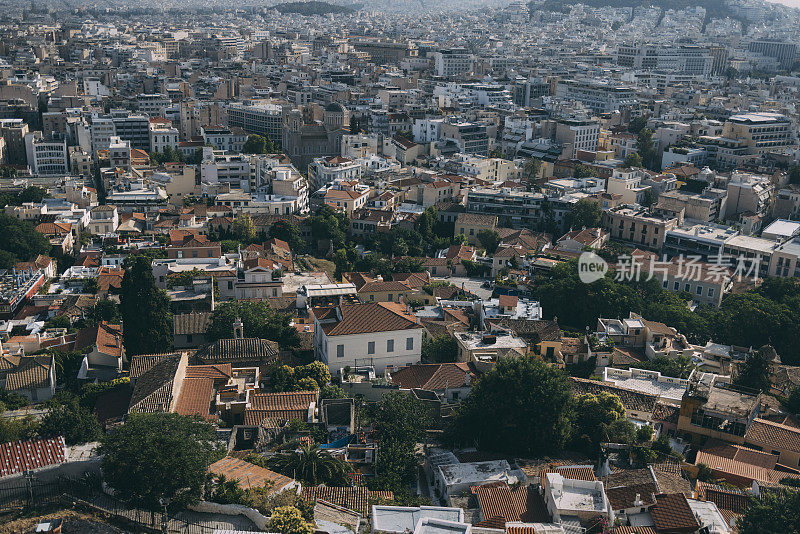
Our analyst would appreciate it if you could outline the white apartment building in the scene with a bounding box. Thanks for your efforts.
[149,121,180,154]
[434,48,475,77]
[90,117,115,154]
[226,102,283,144]
[312,302,423,374]
[24,132,68,176]
[308,156,363,191]
[555,80,637,114]
[200,148,251,192]
[201,126,247,153]
[136,94,172,116]
[607,168,651,205]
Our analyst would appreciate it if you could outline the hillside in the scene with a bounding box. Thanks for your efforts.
[532,0,747,24]
[272,1,358,15]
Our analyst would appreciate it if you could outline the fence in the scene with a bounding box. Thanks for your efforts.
[0,477,218,534]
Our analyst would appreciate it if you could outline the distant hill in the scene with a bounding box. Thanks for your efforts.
[531,0,746,24]
[272,1,358,15]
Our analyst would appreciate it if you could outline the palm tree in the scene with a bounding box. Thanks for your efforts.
[268,445,351,486]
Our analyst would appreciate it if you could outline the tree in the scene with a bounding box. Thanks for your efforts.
[640,188,658,207]
[566,198,603,230]
[737,489,800,534]
[789,164,800,185]
[570,392,627,455]
[784,385,800,415]
[90,298,120,324]
[636,128,659,171]
[0,214,51,269]
[320,384,346,400]
[268,506,315,534]
[367,391,431,492]
[294,361,331,389]
[421,334,459,363]
[446,357,571,456]
[521,157,542,183]
[120,256,173,356]
[232,214,257,242]
[207,301,300,349]
[734,345,775,393]
[269,220,305,252]
[38,404,101,445]
[573,164,599,178]
[0,416,39,442]
[100,413,222,509]
[628,115,648,135]
[624,152,643,168]
[267,445,350,486]
[633,355,695,378]
[207,474,246,505]
[243,134,268,154]
[477,229,501,254]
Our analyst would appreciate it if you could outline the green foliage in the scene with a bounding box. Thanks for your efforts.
[319,384,346,400]
[120,256,173,356]
[294,361,331,389]
[0,186,47,207]
[784,385,800,415]
[640,188,658,207]
[636,424,654,443]
[38,404,102,445]
[242,134,277,154]
[631,355,695,379]
[737,488,800,534]
[0,389,30,410]
[0,416,39,443]
[521,157,543,182]
[207,475,247,505]
[477,229,500,254]
[100,413,223,509]
[734,346,774,393]
[566,198,603,230]
[697,463,714,482]
[208,301,300,349]
[82,278,98,294]
[0,214,52,269]
[367,391,431,493]
[628,115,648,135]
[267,445,351,486]
[310,206,349,250]
[269,220,305,252]
[149,146,186,165]
[269,506,315,534]
[90,298,120,325]
[232,214,257,242]
[573,164,599,178]
[166,268,205,289]
[624,152,643,168]
[421,335,459,363]
[44,314,71,331]
[789,164,800,185]
[636,128,660,171]
[570,392,627,454]
[446,357,571,456]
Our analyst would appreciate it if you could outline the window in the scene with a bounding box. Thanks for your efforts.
[673,281,679,291]
[227,281,233,290]
[708,288,715,298]
[368,341,375,354]
[388,294,393,301]
[696,286,703,295]
[684,283,690,292]
[662,280,668,288]
[369,295,374,301]
[186,334,193,343]
[337,344,344,358]
[406,337,413,350]
[387,339,394,352]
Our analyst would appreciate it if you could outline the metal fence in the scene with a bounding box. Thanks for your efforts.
[0,477,217,534]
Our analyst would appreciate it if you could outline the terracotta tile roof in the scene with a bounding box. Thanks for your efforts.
[197,338,280,365]
[498,294,518,308]
[650,493,700,532]
[745,418,800,454]
[130,352,181,380]
[696,481,750,514]
[314,302,421,336]
[390,362,475,391]
[185,363,231,381]
[652,402,680,425]
[35,222,72,235]
[702,442,778,469]
[473,483,550,525]
[75,321,123,360]
[605,482,657,511]
[174,377,216,421]
[96,268,124,292]
[244,390,317,426]
[301,486,392,516]
[173,312,212,336]
[612,527,658,534]
[695,450,800,487]
[391,272,430,289]
[128,354,181,414]
[538,466,596,482]
[208,456,295,491]
[570,377,658,414]
[5,355,52,391]
[0,436,66,478]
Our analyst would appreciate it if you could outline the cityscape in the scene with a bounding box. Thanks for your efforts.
[0,0,800,532]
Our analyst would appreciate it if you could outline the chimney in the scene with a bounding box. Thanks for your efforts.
[633,493,643,507]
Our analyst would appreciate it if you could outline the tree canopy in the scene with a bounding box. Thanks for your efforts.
[100,413,223,509]
[267,445,350,486]
[565,198,603,230]
[737,490,800,534]
[0,214,51,269]
[208,300,300,349]
[446,357,572,456]
[120,256,173,356]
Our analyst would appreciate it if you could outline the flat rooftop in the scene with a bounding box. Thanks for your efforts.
[603,367,688,403]
[372,506,464,534]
